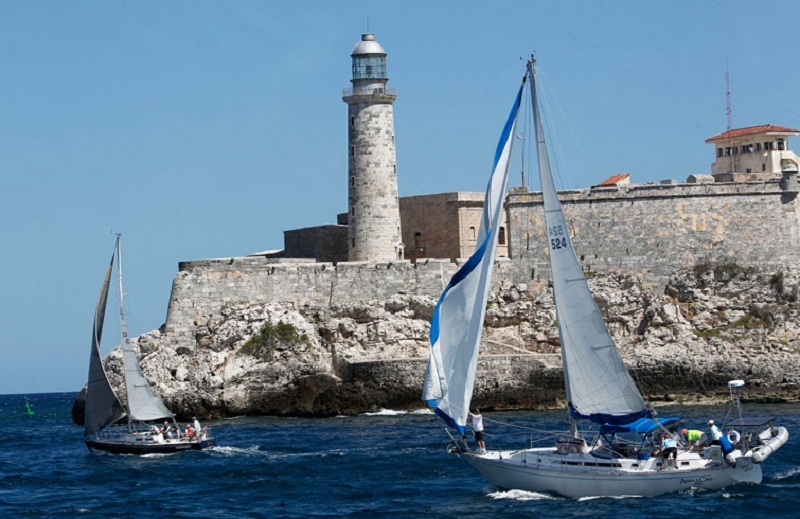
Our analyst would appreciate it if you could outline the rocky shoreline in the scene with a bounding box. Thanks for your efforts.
[73,264,800,423]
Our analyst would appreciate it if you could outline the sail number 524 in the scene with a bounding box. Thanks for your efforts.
[548,225,567,250]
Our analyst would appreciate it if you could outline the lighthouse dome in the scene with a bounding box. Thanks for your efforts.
[351,34,386,56]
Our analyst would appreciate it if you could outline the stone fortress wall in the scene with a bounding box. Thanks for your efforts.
[162,177,800,353]
[163,256,514,352]
[508,178,800,287]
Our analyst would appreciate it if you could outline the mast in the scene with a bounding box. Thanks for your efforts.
[114,233,133,429]
[526,56,577,436]
[115,234,175,425]
[526,55,647,433]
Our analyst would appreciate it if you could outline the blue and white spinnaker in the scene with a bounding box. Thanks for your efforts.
[422,80,524,432]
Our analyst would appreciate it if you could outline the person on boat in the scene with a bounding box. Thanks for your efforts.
[681,428,705,449]
[658,433,678,469]
[162,421,173,440]
[468,408,486,453]
[708,420,722,445]
[186,424,195,439]
[193,417,201,440]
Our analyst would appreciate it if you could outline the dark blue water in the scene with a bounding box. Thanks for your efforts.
[1,393,798,518]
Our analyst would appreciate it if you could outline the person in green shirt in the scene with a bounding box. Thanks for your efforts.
[681,428,706,448]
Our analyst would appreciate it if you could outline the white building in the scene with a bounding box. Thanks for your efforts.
[706,124,799,181]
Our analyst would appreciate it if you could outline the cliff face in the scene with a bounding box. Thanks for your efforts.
[73,264,800,421]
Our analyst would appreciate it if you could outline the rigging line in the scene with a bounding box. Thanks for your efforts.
[536,65,570,190]
[536,65,582,234]
[481,416,569,435]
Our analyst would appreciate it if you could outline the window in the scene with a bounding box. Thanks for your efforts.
[778,139,785,150]
[725,147,732,156]
[350,116,355,127]
[351,238,355,248]
[351,207,355,216]
[756,143,761,151]
[350,176,355,187]
[717,148,723,158]
[498,227,506,245]
[746,168,752,173]
[352,55,386,80]
[350,146,355,157]
[414,232,422,248]
[469,226,476,241]
[762,163,767,171]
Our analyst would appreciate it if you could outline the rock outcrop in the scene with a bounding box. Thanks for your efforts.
[73,264,800,421]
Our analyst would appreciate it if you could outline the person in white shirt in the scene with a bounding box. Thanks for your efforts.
[708,419,722,445]
[468,408,486,453]
[658,433,678,470]
[193,417,202,441]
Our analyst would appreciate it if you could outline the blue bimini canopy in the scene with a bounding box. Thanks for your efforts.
[600,417,680,435]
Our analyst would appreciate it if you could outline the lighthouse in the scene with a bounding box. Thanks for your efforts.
[343,33,404,262]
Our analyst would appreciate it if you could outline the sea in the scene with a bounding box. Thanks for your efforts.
[1,393,798,518]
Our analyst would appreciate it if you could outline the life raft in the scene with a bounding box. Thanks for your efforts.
[751,426,789,464]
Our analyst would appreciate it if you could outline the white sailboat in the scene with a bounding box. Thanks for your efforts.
[83,234,214,454]
[423,56,788,498]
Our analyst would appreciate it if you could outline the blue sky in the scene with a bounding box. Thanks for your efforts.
[3,1,799,394]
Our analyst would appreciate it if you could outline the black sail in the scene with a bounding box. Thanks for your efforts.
[84,247,125,436]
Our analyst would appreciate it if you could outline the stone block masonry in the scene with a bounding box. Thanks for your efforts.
[162,179,799,356]
[507,179,800,287]
[163,257,516,352]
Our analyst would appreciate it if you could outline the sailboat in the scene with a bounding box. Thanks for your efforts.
[423,56,788,498]
[83,234,214,454]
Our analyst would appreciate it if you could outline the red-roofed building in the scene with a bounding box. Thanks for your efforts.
[706,124,799,181]
[593,173,631,188]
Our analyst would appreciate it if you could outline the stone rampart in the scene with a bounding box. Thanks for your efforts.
[163,257,515,351]
[507,179,800,287]
[162,180,800,353]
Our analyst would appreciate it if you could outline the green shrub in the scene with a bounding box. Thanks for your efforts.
[240,320,307,360]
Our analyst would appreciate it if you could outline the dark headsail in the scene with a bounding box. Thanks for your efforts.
[84,244,125,436]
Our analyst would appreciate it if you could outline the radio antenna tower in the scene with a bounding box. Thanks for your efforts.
[725,60,735,173]
[725,61,732,132]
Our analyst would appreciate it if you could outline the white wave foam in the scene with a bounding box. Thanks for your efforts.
[210,445,349,460]
[412,408,434,415]
[211,445,271,457]
[362,409,407,416]
[487,489,558,501]
[772,466,800,481]
[577,494,643,501]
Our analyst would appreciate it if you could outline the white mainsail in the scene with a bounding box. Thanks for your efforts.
[528,59,648,424]
[115,235,174,422]
[422,81,524,431]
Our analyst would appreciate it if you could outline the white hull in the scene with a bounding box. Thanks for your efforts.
[467,447,762,498]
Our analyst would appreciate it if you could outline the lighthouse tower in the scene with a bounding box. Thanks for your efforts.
[343,33,404,262]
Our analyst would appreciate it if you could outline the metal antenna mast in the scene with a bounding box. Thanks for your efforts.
[725,61,735,173]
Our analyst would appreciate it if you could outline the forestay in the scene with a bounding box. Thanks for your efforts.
[528,59,648,425]
[422,80,524,432]
[116,237,174,422]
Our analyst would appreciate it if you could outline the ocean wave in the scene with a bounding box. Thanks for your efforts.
[487,489,559,501]
[362,409,408,416]
[771,466,800,481]
[209,445,349,460]
[577,495,643,501]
